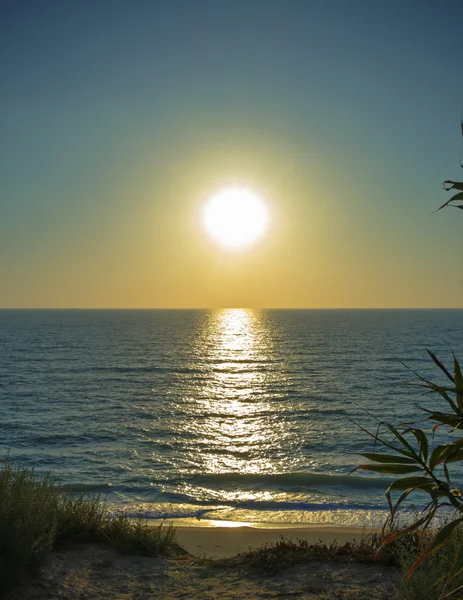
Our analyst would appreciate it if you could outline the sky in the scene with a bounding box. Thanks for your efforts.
[1,0,463,308]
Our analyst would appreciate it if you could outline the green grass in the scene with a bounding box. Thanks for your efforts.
[0,462,183,595]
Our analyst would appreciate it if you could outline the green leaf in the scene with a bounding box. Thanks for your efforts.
[425,413,463,430]
[383,511,436,545]
[358,464,422,475]
[385,423,418,459]
[387,477,432,492]
[402,428,428,463]
[407,518,463,579]
[444,448,463,464]
[360,453,417,465]
[426,349,455,382]
[436,390,459,414]
[433,423,446,435]
[348,418,418,459]
[418,384,459,413]
[387,488,413,521]
[414,429,428,462]
[429,386,463,395]
[386,479,436,523]
[429,445,458,470]
[454,355,463,411]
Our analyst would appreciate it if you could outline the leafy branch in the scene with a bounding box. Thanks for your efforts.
[355,121,463,598]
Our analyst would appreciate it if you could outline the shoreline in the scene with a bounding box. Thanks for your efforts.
[154,519,377,558]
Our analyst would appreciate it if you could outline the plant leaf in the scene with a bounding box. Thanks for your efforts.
[348,418,417,458]
[358,464,422,474]
[387,476,432,492]
[429,445,458,470]
[402,428,429,462]
[386,478,436,523]
[419,385,459,413]
[454,354,463,411]
[425,413,463,430]
[444,448,463,464]
[383,511,436,545]
[426,349,454,383]
[407,518,463,579]
[384,423,419,459]
[432,192,463,214]
[443,461,451,485]
[443,181,463,191]
[360,453,417,465]
[387,488,413,522]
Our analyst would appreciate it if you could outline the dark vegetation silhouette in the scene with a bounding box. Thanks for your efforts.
[355,123,463,599]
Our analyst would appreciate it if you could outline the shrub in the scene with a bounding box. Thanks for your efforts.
[217,534,384,574]
[392,521,463,600]
[0,462,181,596]
[354,351,463,597]
[355,123,463,598]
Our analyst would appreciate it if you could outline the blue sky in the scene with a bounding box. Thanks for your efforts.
[1,0,463,307]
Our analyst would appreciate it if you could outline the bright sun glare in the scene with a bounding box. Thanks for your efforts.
[202,187,269,249]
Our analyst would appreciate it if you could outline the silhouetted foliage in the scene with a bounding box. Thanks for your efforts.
[434,121,463,214]
[355,122,463,599]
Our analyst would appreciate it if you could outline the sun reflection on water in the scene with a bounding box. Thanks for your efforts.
[185,309,291,478]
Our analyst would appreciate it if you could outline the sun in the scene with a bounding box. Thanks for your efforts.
[202,187,269,249]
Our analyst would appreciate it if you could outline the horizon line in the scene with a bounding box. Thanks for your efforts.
[1,307,462,311]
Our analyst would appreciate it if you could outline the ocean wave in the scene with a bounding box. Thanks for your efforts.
[29,432,117,445]
[156,492,386,512]
[110,505,218,520]
[183,472,390,490]
[67,366,204,375]
[109,499,390,521]
[58,482,113,493]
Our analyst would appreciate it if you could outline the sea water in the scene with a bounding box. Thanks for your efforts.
[0,309,462,526]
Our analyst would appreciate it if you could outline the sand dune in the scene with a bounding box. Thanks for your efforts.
[9,524,398,599]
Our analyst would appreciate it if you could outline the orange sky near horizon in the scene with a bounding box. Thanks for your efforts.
[2,2,463,309]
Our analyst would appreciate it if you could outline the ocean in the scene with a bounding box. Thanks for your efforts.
[0,309,462,527]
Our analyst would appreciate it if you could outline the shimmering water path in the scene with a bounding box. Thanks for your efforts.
[1,309,462,525]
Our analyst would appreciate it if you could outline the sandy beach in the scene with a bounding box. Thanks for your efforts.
[172,520,375,558]
[9,523,399,599]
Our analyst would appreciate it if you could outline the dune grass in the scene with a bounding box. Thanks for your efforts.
[4,462,463,599]
[0,462,182,595]
[219,524,463,599]
[217,534,383,574]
